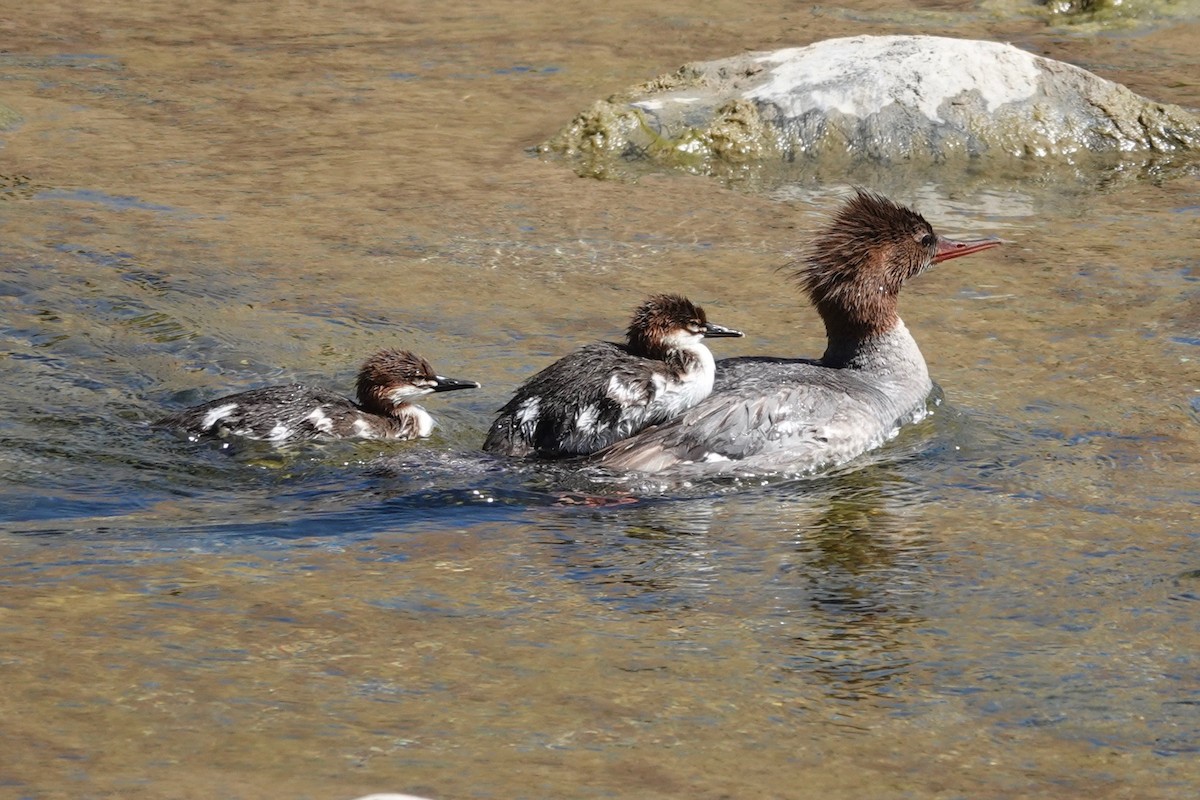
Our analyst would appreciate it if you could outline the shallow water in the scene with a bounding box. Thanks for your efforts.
[1,1,1198,798]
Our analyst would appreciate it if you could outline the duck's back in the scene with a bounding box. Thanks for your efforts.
[598,355,932,474]
[483,342,686,458]
[160,384,421,442]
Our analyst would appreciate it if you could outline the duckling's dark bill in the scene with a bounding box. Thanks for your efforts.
[433,376,481,392]
[703,322,745,338]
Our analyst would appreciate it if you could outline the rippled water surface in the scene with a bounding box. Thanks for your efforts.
[1,1,1198,798]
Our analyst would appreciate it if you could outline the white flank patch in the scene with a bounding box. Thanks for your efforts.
[305,407,333,434]
[607,375,646,406]
[516,397,541,427]
[266,423,292,441]
[200,403,238,430]
[352,417,375,438]
[746,35,1041,124]
[702,452,731,463]
[575,405,599,435]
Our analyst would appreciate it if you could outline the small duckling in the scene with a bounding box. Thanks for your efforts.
[483,293,743,458]
[160,349,479,442]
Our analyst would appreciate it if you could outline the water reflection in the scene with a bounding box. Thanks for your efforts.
[771,480,930,710]
[487,457,943,711]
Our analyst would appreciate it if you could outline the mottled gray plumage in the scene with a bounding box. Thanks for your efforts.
[598,191,1001,475]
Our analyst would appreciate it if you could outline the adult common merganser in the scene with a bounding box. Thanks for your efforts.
[160,349,479,442]
[598,190,1002,474]
[483,293,744,458]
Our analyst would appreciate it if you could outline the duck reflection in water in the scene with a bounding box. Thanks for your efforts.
[530,465,930,703]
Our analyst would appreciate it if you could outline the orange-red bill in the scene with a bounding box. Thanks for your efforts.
[933,235,1003,263]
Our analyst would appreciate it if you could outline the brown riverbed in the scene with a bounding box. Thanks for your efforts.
[1,1,1198,798]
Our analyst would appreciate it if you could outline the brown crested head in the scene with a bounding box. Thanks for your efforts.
[356,349,478,415]
[625,293,708,358]
[356,349,437,412]
[795,189,941,338]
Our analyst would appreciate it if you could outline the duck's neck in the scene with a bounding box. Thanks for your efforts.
[400,404,436,437]
[665,342,716,382]
[820,318,929,383]
[653,343,717,413]
[361,391,436,437]
[813,288,903,367]
[383,402,435,438]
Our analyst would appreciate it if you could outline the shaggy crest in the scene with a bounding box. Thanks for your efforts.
[794,189,939,338]
[626,293,708,359]
[356,349,436,414]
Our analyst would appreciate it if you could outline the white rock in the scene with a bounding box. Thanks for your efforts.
[544,35,1200,170]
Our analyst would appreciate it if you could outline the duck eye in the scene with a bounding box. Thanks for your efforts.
[920,233,936,247]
